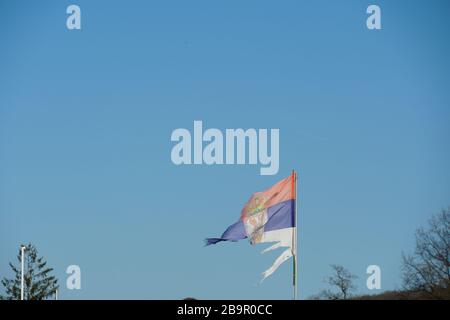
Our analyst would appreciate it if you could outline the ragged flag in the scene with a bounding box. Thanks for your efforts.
[205,172,297,282]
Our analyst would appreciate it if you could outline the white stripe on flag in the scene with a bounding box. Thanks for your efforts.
[261,248,293,282]
[259,227,296,282]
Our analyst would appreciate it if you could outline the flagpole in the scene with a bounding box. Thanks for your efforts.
[293,170,298,300]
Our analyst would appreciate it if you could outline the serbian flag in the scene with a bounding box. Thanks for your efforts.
[205,172,297,282]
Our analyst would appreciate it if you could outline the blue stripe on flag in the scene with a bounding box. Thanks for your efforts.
[265,199,295,232]
[204,220,247,246]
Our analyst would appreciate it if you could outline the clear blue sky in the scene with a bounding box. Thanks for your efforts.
[1,0,449,299]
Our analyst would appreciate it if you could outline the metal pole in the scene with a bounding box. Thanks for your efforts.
[20,245,26,301]
[292,170,298,300]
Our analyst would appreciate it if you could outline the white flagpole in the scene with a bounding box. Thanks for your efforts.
[20,245,26,301]
[293,170,298,300]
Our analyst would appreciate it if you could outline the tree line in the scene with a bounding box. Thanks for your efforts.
[311,208,450,299]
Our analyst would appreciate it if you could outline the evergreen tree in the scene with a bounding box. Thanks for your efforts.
[1,243,58,300]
